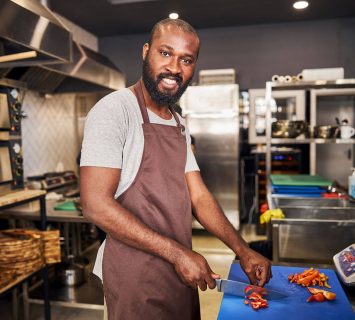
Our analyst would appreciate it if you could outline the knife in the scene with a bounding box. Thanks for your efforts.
[215,278,288,300]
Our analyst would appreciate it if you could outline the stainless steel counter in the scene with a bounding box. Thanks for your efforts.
[270,195,355,264]
[3,199,85,223]
[272,195,355,209]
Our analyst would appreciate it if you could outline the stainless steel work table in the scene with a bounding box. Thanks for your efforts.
[269,195,355,264]
[4,199,88,257]
[4,199,86,223]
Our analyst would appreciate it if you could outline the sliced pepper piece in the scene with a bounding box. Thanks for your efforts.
[307,292,325,303]
[244,286,269,311]
[298,270,319,286]
[307,288,336,300]
[244,285,254,294]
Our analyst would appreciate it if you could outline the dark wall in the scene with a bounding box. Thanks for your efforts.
[100,18,355,90]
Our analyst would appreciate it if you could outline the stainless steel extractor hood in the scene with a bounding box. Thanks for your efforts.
[0,1,125,92]
[42,41,126,93]
[0,41,126,93]
[0,0,72,67]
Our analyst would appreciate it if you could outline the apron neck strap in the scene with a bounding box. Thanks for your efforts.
[133,78,185,132]
[169,106,185,132]
[133,79,150,124]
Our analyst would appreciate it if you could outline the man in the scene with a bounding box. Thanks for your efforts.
[80,18,271,320]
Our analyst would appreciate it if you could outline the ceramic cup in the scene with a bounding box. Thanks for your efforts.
[340,125,355,139]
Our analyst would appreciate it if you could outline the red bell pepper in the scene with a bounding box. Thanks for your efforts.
[244,286,269,310]
[307,287,336,301]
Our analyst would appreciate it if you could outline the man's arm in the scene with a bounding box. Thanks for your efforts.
[186,171,272,287]
[80,166,219,290]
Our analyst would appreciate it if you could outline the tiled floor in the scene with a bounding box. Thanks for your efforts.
[0,224,266,320]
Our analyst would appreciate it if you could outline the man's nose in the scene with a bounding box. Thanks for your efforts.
[166,57,181,75]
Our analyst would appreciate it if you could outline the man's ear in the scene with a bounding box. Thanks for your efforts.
[143,43,149,60]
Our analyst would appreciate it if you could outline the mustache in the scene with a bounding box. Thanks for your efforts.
[157,73,183,85]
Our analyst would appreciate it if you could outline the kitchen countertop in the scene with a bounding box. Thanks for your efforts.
[0,190,46,208]
[218,262,355,320]
[1,199,85,223]
[271,195,355,210]
[268,194,355,265]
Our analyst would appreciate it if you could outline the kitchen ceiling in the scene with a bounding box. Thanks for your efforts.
[51,0,355,37]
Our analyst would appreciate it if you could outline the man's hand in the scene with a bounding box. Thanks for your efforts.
[238,248,272,287]
[172,247,220,291]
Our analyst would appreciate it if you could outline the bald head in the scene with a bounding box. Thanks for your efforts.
[148,18,200,54]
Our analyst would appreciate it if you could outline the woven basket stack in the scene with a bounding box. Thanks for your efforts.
[0,230,44,279]
[0,229,61,289]
[41,230,61,264]
[0,268,17,289]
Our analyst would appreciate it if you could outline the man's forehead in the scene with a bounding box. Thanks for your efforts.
[152,24,199,47]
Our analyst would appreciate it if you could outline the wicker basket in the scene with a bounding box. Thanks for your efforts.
[0,268,17,288]
[0,230,44,276]
[0,229,61,270]
[41,230,61,264]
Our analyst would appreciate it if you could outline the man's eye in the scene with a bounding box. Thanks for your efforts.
[160,51,170,57]
[182,58,193,65]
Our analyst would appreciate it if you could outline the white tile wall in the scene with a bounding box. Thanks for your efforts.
[21,91,80,178]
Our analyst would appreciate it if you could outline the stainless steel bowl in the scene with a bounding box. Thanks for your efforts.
[314,125,339,139]
[271,120,307,138]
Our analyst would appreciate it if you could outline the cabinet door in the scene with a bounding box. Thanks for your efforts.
[312,90,355,185]
[249,89,305,144]
[316,144,353,186]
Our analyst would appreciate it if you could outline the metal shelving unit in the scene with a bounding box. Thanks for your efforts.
[265,79,355,196]
[264,80,355,265]
[270,138,355,144]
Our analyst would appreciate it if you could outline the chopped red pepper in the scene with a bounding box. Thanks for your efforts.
[288,268,331,288]
[307,287,336,301]
[244,286,269,311]
[244,285,254,294]
[307,292,325,303]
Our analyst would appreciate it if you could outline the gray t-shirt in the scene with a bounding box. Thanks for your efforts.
[80,88,199,280]
[80,88,199,198]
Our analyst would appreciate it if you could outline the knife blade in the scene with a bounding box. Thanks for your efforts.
[215,279,288,300]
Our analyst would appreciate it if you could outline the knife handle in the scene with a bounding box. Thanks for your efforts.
[215,278,222,291]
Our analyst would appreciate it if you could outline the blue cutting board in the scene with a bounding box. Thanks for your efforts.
[272,185,325,193]
[218,264,355,320]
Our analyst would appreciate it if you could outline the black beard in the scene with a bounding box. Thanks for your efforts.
[142,57,193,107]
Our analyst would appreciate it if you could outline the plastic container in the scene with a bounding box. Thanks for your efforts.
[348,168,355,198]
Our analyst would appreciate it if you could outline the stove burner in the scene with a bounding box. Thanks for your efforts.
[27,171,77,191]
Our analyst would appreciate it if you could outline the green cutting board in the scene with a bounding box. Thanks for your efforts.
[54,201,77,211]
[270,174,332,187]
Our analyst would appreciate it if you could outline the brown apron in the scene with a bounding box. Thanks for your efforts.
[103,79,200,320]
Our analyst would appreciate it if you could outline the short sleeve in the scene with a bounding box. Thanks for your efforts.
[80,95,127,168]
[184,126,199,173]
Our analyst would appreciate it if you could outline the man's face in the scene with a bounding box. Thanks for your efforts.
[142,25,200,107]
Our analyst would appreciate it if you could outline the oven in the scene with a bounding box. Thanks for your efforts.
[0,141,13,185]
[0,86,24,190]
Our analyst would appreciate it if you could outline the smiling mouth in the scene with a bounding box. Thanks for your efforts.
[161,78,178,86]
[162,78,177,85]
[158,73,182,88]
[158,77,182,91]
